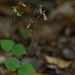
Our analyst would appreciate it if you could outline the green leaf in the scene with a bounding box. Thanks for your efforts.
[12,44,26,56]
[18,63,35,75]
[0,40,15,52]
[19,1,27,7]
[17,12,21,16]
[19,1,22,5]
[12,7,17,13]
[19,28,30,39]
[4,57,20,71]
[26,23,31,29]
[22,3,27,7]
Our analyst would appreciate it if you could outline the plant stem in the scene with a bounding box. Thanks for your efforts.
[25,15,40,57]
[16,72,18,75]
[11,13,16,40]
[12,13,18,75]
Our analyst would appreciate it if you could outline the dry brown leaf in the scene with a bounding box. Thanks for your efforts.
[44,55,72,68]
[68,1,75,6]
[63,14,75,25]
[49,2,73,20]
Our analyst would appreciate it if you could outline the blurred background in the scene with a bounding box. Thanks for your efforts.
[0,0,75,75]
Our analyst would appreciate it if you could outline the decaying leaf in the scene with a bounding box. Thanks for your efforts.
[44,55,72,68]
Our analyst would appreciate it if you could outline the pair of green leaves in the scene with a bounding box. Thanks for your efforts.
[4,57,35,75]
[0,40,35,75]
[0,40,26,56]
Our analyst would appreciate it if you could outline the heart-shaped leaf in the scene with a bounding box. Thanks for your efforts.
[12,44,26,55]
[18,63,35,75]
[0,40,15,52]
[4,57,20,71]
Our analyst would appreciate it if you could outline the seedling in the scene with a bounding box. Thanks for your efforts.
[0,39,35,75]
[0,1,48,75]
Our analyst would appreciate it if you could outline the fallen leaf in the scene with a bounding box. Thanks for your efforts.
[68,1,75,6]
[44,55,72,68]
[62,14,75,25]
[49,2,73,20]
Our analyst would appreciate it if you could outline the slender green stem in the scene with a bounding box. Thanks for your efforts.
[25,15,40,57]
